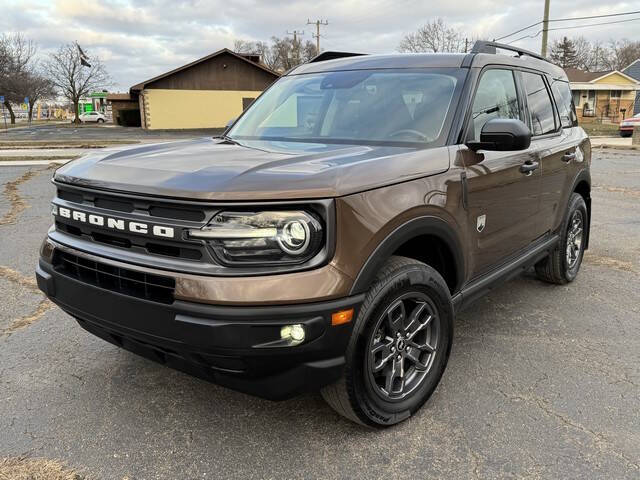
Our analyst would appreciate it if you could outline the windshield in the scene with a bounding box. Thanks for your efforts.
[228,68,464,147]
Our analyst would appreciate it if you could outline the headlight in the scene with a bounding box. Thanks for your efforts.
[188,210,324,266]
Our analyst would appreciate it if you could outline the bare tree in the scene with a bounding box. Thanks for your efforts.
[0,33,37,123]
[234,37,316,72]
[22,73,55,121]
[42,43,111,123]
[398,19,466,53]
[603,39,640,71]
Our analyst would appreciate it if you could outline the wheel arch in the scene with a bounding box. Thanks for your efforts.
[570,170,591,250]
[349,216,465,296]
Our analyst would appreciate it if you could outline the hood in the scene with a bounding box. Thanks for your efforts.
[54,137,451,201]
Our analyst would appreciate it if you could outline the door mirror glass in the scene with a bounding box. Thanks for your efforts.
[466,118,531,152]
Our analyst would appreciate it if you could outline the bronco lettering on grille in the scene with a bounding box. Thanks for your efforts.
[53,204,175,239]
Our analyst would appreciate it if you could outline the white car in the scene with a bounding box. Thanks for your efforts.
[77,111,107,123]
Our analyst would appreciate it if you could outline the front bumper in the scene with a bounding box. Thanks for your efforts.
[36,249,363,401]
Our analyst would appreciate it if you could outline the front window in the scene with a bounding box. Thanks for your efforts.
[228,69,464,147]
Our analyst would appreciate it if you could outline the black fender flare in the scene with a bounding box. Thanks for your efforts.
[349,216,465,295]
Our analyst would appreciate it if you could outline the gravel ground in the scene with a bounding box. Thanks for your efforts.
[0,149,638,479]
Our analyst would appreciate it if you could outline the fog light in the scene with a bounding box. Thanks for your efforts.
[280,324,305,346]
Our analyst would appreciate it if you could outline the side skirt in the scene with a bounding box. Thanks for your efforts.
[452,234,560,313]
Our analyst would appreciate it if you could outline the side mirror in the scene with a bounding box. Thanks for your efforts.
[224,118,236,134]
[466,118,531,152]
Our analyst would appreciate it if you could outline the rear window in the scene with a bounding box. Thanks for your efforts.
[521,72,557,136]
[550,79,578,128]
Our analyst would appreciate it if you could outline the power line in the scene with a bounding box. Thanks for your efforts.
[505,16,640,45]
[495,9,640,42]
[306,19,329,52]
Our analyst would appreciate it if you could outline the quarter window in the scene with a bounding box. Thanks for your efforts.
[550,79,578,127]
[470,69,520,141]
[521,72,556,135]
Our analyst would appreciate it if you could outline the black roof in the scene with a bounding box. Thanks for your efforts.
[290,45,566,80]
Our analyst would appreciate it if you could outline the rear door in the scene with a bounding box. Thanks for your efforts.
[461,68,543,277]
[520,72,580,236]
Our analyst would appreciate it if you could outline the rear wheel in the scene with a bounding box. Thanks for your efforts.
[97,118,105,123]
[321,256,453,427]
[535,193,587,284]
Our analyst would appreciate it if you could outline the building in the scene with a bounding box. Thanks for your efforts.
[565,68,639,123]
[128,49,279,129]
[107,93,140,126]
[622,59,640,117]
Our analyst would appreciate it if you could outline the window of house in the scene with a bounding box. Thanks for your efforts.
[521,72,556,135]
[611,90,622,99]
[469,69,520,141]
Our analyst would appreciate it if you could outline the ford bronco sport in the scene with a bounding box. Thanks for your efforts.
[37,42,591,427]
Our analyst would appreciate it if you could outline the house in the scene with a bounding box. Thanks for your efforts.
[128,49,279,130]
[565,68,639,123]
[623,59,640,117]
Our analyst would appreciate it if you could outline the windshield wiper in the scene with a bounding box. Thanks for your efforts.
[218,134,240,145]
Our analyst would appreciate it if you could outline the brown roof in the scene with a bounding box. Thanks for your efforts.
[130,48,279,92]
[107,93,133,101]
[564,68,612,83]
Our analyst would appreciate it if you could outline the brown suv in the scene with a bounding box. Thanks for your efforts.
[36,42,591,427]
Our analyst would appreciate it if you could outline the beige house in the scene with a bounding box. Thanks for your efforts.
[129,49,279,130]
[565,68,639,123]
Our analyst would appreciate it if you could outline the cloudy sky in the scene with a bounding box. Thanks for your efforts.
[2,0,640,90]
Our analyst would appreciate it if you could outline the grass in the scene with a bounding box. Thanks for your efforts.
[580,122,620,137]
[0,457,87,480]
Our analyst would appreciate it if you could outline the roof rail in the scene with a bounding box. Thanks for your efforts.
[309,51,367,63]
[471,41,550,64]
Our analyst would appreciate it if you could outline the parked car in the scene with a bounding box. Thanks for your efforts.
[619,113,640,137]
[77,111,106,123]
[37,41,591,427]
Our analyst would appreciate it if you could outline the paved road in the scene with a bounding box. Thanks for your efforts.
[0,150,639,479]
[0,124,223,142]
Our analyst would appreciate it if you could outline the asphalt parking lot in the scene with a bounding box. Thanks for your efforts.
[0,148,639,479]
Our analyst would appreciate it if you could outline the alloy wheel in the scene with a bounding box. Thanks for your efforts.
[566,210,584,269]
[367,292,439,400]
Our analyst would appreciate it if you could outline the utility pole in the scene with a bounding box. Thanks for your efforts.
[286,30,304,63]
[541,0,551,57]
[307,19,329,53]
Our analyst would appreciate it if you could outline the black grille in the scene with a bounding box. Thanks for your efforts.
[53,251,175,304]
[57,187,206,221]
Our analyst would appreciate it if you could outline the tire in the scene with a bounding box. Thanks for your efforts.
[535,193,587,285]
[97,118,105,123]
[321,256,454,428]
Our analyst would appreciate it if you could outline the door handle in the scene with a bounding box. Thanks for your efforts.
[520,160,539,175]
[562,152,576,162]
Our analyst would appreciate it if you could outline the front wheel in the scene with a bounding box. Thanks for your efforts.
[321,256,453,427]
[535,193,588,284]
[97,118,105,123]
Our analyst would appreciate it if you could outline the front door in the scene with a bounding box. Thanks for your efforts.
[461,68,543,277]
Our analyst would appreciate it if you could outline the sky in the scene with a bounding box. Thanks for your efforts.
[2,0,640,91]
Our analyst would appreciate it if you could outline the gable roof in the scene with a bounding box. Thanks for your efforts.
[565,67,640,85]
[130,48,279,92]
[623,58,640,81]
[564,68,612,83]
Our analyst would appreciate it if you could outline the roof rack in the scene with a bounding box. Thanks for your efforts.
[309,51,367,63]
[471,41,550,64]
